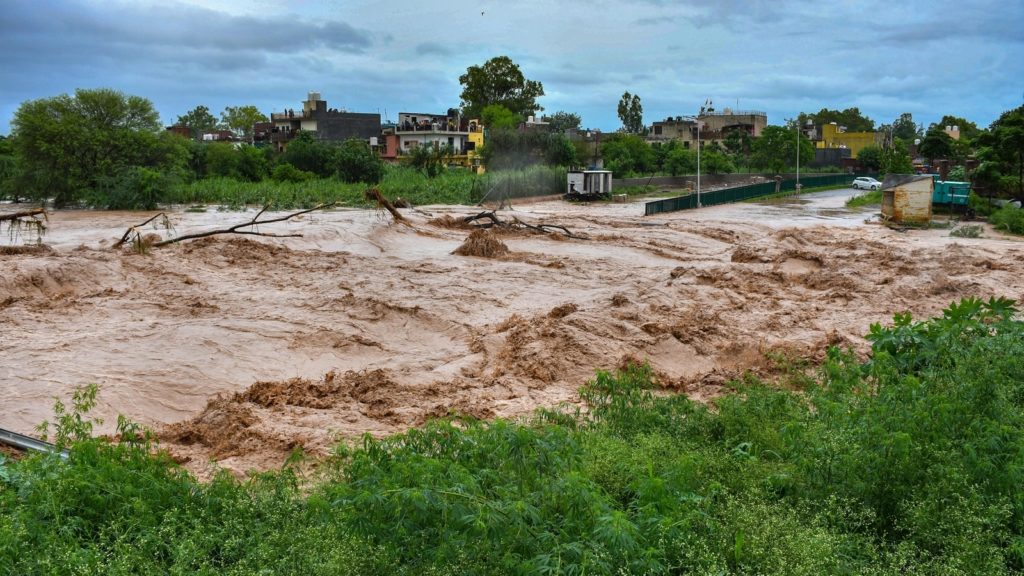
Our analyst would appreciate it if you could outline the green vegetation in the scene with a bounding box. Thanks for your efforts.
[991,204,1024,235]
[752,125,814,174]
[3,298,1024,573]
[458,56,544,120]
[846,189,883,207]
[617,91,643,134]
[950,224,983,238]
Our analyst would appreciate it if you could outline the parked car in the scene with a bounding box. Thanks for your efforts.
[852,177,882,190]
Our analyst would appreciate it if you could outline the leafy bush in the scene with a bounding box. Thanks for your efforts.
[950,224,983,238]
[992,204,1024,235]
[271,163,316,184]
[334,139,383,184]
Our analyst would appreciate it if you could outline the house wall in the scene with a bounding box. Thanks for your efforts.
[882,177,932,223]
[817,124,884,158]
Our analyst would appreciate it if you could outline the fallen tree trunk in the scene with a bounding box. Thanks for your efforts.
[461,210,586,239]
[0,208,46,222]
[134,201,337,247]
[364,188,406,223]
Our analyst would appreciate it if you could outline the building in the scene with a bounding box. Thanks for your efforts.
[881,174,933,224]
[380,110,484,170]
[803,122,884,159]
[262,92,380,151]
[649,109,767,148]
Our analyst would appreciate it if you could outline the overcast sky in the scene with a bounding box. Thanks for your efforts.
[1,0,1022,135]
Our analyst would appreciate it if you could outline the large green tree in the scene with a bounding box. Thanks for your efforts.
[881,139,914,174]
[481,104,519,130]
[930,115,982,142]
[221,105,269,143]
[797,107,875,132]
[617,92,643,134]
[975,106,1024,196]
[857,144,884,172]
[888,112,922,142]
[752,125,814,173]
[600,134,654,176]
[918,127,955,164]
[176,105,219,139]
[543,110,582,132]
[11,88,174,206]
[459,56,544,120]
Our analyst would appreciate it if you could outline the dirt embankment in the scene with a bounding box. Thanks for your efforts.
[3,201,1023,476]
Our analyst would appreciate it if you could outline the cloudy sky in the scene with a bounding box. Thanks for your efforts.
[1,0,1021,135]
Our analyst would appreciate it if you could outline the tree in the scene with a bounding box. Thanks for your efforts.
[881,139,914,174]
[617,92,643,134]
[979,106,1024,196]
[459,56,544,120]
[600,134,654,176]
[664,147,695,176]
[11,88,170,206]
[280,132,335,177]
[176,105,219,139]
[335,139,383,183]
[930,115,982,142]
[857,144,884,172]
[797,107,875,132]
[221,105,269,143]
[918,127,954,164]
[752,125,813,173]
[700,149,735,174]
[481,104,519,130]
[889,113,922,143]
[544,135,578,167]
[543,111,582,132]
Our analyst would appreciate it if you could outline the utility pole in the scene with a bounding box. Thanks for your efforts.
[795,124,801,194]
[696,119,704,207]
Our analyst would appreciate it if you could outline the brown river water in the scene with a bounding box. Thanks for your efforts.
[3,190,1023,477]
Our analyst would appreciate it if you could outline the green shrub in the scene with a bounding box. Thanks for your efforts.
[992,204,1024,235]
[271,163,316,183]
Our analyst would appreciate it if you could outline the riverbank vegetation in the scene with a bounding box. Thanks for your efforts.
[3,297,1023,574]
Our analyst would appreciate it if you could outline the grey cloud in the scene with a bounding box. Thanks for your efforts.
[0,0,374,55]
[416,42,454,56]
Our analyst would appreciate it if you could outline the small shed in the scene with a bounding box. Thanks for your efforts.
[566,170,613,200]
[880,174,933,224]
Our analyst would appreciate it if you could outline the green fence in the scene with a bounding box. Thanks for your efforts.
[644,174,873,216]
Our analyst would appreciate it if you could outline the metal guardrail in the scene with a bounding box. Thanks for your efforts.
[644,174,875,215]
[0,427,67,458]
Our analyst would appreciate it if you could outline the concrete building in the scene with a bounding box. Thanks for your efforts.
[881,174,933,224]
[649,109,767,148]
[263,92,380,151]
[803,122,884,159]
[380,110,484,171]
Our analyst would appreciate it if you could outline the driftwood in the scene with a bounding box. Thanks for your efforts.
[462,210,585,240]
[0,208,46,222]
[111,203,335,249]
[113,212,169,248]
[0,207,48,244]
[364,188,406,223]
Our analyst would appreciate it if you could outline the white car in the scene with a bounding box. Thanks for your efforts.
[852,177,881,190]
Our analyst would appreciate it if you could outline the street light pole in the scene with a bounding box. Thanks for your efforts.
[795,124,800,194]
[696,121,701,207]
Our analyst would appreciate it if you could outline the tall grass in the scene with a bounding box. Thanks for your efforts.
[170,166,565,210]
[3,297,1022,574]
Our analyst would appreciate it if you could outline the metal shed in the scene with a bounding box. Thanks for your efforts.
[881,174,933,224]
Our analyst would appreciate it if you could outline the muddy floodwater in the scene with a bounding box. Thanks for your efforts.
[3,189,1023,476]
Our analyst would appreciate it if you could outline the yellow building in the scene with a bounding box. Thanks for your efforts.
[814,123,884,159]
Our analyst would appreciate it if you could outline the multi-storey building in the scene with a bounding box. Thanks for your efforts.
[260,92,380,151]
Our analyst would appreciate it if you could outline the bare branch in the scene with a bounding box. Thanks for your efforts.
[147,203,336,247]
[113,213,167,248]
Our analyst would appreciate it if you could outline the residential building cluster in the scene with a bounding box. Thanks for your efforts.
[169,92,892,171]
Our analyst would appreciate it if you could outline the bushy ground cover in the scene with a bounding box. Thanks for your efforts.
[3,297,1023,574]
